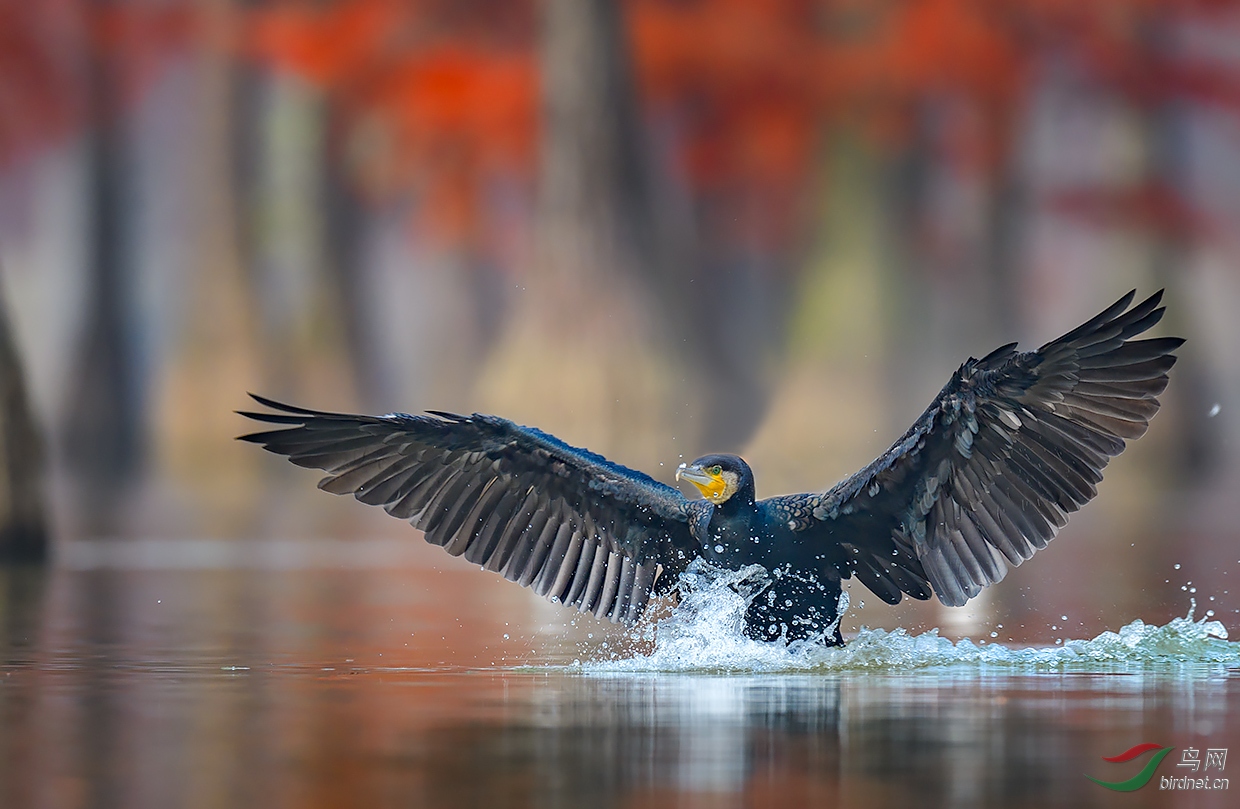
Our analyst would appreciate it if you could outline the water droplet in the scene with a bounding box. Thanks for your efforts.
[990,631,998,638]
[1175,563,1182,570]
[503,633,509,639]
[1061,615,1068,621]
[714,545,724,554]
[1208,403,1221,417]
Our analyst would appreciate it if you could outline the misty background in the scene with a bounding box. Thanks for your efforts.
[2,0,1239,640]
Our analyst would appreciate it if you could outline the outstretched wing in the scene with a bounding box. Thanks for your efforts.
[774,290,1182,607]
[238,396,698,624]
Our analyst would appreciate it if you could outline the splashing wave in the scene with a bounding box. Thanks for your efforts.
[586,562,1240,674]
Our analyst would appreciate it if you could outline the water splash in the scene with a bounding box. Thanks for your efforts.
[588,562,1240,674]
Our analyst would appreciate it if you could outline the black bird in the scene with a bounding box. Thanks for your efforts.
[239,290,1182,645]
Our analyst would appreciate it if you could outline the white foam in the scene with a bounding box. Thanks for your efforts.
[586,563,1240,674]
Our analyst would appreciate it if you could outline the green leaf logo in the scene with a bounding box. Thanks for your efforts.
[1086,743,1176,792]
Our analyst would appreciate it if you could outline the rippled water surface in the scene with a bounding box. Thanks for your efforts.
[2,540,1239,808]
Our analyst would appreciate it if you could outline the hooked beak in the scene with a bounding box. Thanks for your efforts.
[675,463,726,500]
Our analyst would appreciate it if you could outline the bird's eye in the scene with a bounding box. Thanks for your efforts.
[709,465,723,476]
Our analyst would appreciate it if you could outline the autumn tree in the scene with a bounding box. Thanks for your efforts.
[0,0,82,555]
[2,0,200,534]
[0,277,47,561]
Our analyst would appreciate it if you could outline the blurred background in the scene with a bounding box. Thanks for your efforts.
[7,3,1240,807]
[1,0,1239,641]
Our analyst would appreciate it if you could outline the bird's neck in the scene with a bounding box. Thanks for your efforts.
[712,488,757,519]
[702,491,761,564]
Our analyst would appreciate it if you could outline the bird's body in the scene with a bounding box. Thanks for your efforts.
[675,460,850,643]
[240,291,1182,645]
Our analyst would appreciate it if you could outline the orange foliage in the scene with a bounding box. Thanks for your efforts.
[91,2,199,107]
[241,0,1240,251]
[0,0,85,166]
[822,0,1027,161]
[1051,181,1218,244]
[4,0,1235,247]
[246,0,537,244]
[631,0,821,180]
[0,0,200,168]
[246,0,399,87]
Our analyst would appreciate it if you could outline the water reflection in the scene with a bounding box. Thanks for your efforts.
[1,551,1238,808]
[404,674,844,807]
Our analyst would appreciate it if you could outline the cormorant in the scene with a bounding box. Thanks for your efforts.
[240,290,1182,645]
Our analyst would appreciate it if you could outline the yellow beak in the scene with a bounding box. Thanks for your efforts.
[675,463,727,501]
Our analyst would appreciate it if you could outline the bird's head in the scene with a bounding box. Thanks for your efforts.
[675,454,754,505]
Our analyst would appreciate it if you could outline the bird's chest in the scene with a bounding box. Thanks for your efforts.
[698,508,782,568]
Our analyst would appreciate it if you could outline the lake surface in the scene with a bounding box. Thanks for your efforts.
[1,539,1238,808]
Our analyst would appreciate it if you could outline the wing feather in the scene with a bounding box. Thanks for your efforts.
[239,400,696,624]
[518,506,565,587]
[776,290,1181,607]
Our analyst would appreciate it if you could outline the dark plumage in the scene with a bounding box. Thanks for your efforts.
[239,290,1182,645]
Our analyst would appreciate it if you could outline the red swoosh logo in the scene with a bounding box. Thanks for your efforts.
[1103,743,1166,763]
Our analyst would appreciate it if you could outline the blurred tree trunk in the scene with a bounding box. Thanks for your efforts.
[229,5,263,308]
[230,42,356,408]
[476,0,696,465]
[878,108,938,421]
[0,279,48,561]
[64,5,142,534]
[981,116,1025,336]
[146,0,267,533]
[541,0,782,451]
[536,0,660,305]
[1142,95,1220,480]
[319,122,375,404]
[880,103,1023,419]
